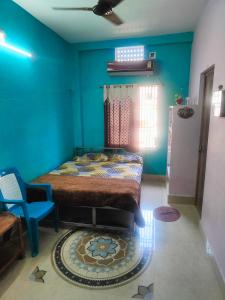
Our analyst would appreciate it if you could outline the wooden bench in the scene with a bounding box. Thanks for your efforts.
[0,212,25,275]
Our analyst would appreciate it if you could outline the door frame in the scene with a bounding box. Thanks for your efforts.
[195,65,215,215]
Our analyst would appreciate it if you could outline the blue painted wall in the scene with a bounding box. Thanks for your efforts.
[71,33,193,175]
[70,49,83,147]
[0,0,74,181]
[0,0,193,178]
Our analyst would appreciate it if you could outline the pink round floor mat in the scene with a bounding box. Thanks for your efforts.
[153,206,181,222]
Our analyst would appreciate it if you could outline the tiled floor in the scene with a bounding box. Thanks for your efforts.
[0,179,224,300]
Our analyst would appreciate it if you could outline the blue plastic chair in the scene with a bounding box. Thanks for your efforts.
[0,168,58,257]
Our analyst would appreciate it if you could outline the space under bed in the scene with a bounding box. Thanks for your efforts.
[27,149,145,231]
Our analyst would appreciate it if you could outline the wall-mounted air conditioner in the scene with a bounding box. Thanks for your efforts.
[107,59,155,76]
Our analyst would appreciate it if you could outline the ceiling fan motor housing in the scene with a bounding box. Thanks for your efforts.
[93,3,112,16]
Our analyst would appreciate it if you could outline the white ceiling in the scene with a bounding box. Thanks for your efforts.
[13,0,207,43]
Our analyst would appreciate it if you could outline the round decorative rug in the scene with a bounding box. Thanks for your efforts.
[153,206,181,222]
[52,228,152,289]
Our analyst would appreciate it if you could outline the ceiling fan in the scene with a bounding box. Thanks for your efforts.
[53,0,124,25]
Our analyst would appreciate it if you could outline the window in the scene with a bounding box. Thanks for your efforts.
[104,84,159,151]
[115,45,144,62]
[139,85,158,149]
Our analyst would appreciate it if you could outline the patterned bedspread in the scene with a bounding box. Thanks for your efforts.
[49,154,143,184]
[31,174,144,226]
[31,153,144,227]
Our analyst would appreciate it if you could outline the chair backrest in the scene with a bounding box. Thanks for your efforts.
[0,168,25,209]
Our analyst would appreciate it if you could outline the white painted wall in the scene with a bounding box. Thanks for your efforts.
[189,0,225,283]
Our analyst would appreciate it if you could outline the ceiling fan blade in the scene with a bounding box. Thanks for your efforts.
[53,7,93,11]
[103,11,123,25]
[99,0,124,8]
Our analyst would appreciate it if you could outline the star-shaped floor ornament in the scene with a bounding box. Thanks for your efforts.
[132,283,154,299]
[31,266,47,283]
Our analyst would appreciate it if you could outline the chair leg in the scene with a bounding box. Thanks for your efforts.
[30,219,39,257]
[53,206,59,233]
[24,218,35,257]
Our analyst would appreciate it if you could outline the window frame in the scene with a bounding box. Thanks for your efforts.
[115,45,145,62]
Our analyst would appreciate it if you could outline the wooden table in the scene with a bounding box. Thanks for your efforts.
[0,212,25,275]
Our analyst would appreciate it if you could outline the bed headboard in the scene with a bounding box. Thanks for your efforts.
[74,147,128,156]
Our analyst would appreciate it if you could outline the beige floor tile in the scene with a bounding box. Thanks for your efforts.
[0,179,224,300]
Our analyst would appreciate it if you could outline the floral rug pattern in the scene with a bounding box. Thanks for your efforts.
[52,228,152,289]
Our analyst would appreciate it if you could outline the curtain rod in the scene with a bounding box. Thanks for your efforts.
[99,84,134,89]
[99,83,163,88]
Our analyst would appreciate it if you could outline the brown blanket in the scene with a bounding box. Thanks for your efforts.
[31,174,145,227]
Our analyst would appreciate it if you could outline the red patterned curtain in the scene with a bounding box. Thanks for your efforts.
[104,85,140,151]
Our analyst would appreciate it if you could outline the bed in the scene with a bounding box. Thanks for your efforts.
[29,149,145,230]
